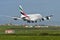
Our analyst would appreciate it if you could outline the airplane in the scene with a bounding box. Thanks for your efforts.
[0,5,53,23]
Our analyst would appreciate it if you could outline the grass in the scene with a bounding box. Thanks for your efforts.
[0,25,60,40]
[0,35,60,40]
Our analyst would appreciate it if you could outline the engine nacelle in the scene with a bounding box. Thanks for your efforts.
[22,17,27,21]
[13,18,18,20]
[42,18,46,21]
[46,16,51,20]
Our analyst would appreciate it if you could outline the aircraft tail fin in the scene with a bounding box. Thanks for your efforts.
[19,5,30,19]
[19,5,23,11]
[19,5,27,16]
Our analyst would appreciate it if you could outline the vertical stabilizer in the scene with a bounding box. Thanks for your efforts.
[19,5,27,16]
[19,5,30,19]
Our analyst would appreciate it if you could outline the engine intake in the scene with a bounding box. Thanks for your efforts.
[42,18,46,21]
[13,18,18,20]
[22,17,27,21]
[46,16,51,20]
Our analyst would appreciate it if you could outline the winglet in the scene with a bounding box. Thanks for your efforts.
[50,15,53,17]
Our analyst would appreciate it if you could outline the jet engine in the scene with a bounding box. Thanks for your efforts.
[22,17,27,21]
[42,17,46,21]
[46,16,51,20]
[13,18,18,20]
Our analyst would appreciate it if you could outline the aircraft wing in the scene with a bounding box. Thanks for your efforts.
[41,15,53,21]
[0,15,21,20]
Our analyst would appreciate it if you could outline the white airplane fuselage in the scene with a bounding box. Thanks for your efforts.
[21,14,42,21]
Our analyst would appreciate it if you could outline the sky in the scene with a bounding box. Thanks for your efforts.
[0,0,60,25]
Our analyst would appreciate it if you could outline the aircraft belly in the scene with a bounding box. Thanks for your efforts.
[30,17,39,21]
